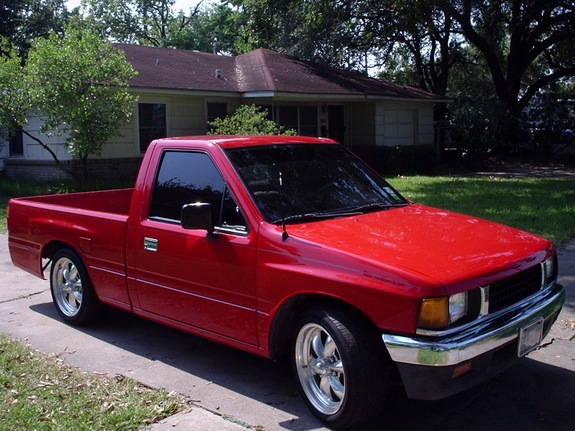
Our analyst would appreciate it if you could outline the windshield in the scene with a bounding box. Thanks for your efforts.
[225,144,409,224]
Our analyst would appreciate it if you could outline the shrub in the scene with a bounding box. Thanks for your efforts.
[351,144,437,175]
[208,105,296,135]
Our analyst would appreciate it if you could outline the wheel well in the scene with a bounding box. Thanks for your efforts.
[268,294,379,361]
[42,240,73,261]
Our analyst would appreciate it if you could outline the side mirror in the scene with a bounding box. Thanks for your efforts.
[181,203,214,233]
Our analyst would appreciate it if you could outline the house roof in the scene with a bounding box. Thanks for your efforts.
[115,44,449,102]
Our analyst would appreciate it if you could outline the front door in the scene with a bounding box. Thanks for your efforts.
[328,105,345,144]
[130,150,258,345]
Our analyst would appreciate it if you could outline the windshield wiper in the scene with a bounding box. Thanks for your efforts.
[346,201,409,213]
[272,202,410,225]
[272,209,363,225]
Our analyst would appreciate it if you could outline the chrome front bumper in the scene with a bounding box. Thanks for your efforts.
[383,283,564,399]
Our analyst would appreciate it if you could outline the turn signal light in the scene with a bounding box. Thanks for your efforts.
[452,362,473,379]
[418,297,449,329]
[418,292,469,330]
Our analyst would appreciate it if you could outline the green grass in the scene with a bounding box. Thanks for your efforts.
[387,176,575,246]
[0,334,188,431]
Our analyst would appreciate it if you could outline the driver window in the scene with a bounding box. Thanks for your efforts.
[150,150,247,233]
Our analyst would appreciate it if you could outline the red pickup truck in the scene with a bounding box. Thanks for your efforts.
[7,136,564,428]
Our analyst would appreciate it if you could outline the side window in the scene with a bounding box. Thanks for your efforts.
[219,188,248,233]
[149,151,247,233]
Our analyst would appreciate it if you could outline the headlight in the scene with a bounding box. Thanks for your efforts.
[418,292,468,330]
[449,292,468,323]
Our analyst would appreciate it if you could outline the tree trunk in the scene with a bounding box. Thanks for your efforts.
[21,130,83,183]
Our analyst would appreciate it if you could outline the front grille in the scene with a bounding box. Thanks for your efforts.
[488,264,542,313]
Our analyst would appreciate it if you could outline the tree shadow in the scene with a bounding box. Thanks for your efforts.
[29,301,575,431]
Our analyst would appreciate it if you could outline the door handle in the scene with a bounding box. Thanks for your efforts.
[143,237,158,252]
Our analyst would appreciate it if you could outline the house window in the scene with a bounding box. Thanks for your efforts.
[256,105,274,120]
[278,106,298,132]
[139,103,166,153]
[9,127,24,156]
[277,105,318,136]
[299,106,318,136]
[207,102,228,129]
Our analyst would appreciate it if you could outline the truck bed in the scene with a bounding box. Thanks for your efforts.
[7,189,134,309]
[12,188,134,215]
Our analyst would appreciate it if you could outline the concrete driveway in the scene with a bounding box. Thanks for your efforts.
[1,233,574,431]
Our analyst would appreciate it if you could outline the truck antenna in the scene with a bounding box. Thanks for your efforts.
[279,170,289,241]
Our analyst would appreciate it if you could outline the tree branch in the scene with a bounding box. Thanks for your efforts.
[21,130,82,182]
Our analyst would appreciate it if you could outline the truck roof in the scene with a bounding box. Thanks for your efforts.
[152,135,339,149]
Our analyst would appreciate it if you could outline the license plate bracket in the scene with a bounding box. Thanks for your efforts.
[518,318,544,357]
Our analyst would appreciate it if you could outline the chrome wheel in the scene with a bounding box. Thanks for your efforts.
[50,249,100,325]
[52,256,83,318]
[292,307,389,428]
[295,322,346,416]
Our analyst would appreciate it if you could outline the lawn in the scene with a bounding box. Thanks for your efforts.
[0,334,188,430]
[387,175,575,246]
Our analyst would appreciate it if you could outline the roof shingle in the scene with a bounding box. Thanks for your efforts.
[115,44,447,101]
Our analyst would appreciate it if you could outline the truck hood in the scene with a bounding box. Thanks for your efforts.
[285,203,552,294]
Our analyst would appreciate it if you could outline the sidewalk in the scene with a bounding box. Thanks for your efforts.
[1,233,573,431]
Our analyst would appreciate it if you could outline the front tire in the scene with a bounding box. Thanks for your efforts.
[293,306,388,429]
[50,249,100,325]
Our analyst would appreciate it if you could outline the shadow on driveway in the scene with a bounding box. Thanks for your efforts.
[28,300,575,431]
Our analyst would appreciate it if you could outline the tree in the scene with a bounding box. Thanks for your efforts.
[82,0,246,53]
[443,0,575,149]
[236,1,575,146]
[0,40,29,134]
[0,26,138,182]
[232,0,362,68]
[354,0,464,96]
[1,0,75,55]
[81,0,208,48]
[207,105,296,135]
[0,0,28,52]
[169,2,247,54]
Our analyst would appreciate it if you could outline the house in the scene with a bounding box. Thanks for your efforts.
[1,44,450,180]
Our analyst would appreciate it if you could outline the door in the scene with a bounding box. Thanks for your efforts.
[130,150,258,344]
[328,105,345,144]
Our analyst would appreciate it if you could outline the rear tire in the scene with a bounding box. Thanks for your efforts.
[292,306,388,429]
[50,249,100,325]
